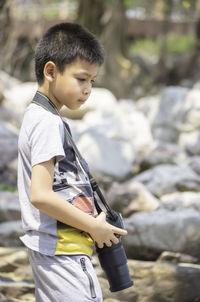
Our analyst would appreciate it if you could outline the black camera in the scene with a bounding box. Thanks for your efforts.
[96,210,134,292]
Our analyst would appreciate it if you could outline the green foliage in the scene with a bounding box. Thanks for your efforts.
[129,34,196,57]
[166,33,195,54]
[0,183,17,192]
[182,0,191,9]
[124,0,147,9]
[129,37,161,57]
[180,0,196,16]
[45,0,65,2]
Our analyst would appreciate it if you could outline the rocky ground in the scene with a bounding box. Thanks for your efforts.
[1,70,200,301]
[1,247,200,302]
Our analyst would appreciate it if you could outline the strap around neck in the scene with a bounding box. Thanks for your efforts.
[31,91,117,219]
[32,91,59,116]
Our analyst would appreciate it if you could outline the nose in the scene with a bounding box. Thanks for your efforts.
[83,83,91,96]
[83,89,89,95]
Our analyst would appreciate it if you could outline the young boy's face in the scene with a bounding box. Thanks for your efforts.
[48,58,99,110]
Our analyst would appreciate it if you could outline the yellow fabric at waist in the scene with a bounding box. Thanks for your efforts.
[55,227,94,257]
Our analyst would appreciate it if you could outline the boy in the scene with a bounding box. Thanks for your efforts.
[17,22,127,302]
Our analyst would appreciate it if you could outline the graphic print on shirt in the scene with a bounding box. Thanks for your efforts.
[53,120,95,256]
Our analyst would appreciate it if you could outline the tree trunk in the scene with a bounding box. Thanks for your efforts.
[0,0,36,81]
[76,0,132,98]
[76,0,105,36]
[152,0,174,83]
[0,0,12,55]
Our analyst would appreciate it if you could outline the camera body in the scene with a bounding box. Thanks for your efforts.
[106,210,124,232]
[96,210,133,292]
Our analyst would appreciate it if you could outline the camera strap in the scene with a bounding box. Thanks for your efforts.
[32,91,117,221]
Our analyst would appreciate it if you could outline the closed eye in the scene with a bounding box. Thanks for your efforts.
[77,78,95,85]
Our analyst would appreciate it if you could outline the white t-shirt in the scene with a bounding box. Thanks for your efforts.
[18,98,94,257]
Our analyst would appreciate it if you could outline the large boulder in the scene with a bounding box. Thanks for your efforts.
[0,70,20,92]
[114,100,154,153]
[0,158,18,187]
[152,86,189,143]
[0,121,18,169]
[0,221,23,247]
[151,87,200,154]
[76,128,135,179]
[61,88,118,119]
[184,132,200,155]
[3,81,37,113]
[136,94,161,125]
[69,100,153,179]
[70,110,138,180]
[187,156,200,175]
[138,141,187,171]
[0,72,36,127]
[72,100,153,153]
[106,181,160,217]
[0,191,21,222]
[137,87,200,159]
[160,191,200,211]
[123,208,200,260]
[2,81,37,128]
[131,164,200,197]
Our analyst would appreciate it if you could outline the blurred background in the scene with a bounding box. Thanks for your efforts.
[1,1,200,302]
[2,0,200,98]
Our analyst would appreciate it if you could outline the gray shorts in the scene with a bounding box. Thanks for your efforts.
[28,249,103,302]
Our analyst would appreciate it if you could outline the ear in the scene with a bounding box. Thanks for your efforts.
[43,61,57,82]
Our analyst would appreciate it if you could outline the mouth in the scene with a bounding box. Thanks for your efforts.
[78,99,87,104]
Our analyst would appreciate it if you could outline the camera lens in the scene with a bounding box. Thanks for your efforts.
[97,239,133,292]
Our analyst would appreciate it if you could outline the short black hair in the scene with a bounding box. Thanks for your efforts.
[35,22,105,84]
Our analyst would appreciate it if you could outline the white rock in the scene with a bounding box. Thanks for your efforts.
[183,89,200,130]
[187,156,200,175]
[124,208,200,259]
[77,130,135,179]
[81,87,117,112]
[69,101,154,179]
[106,181,160,217]
[131,164,200,197]
[152,86,189,142]
[61,88,118,119]
[0,70,20,91]
[69,101,153,179]
[151,87,200,152]
[138,141,187,169]
[0,191,21,222]
[160,191,200,211]
[136,94,160,125]
[179,130,199,151]
[4,81,37,116]
[71,100,153,155]
[0,121,18,169]
[116,100,154,152]
[0,221,23,247]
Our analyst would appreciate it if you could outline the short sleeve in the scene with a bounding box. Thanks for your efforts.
[29,115,65,167]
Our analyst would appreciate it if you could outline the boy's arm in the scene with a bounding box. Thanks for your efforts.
[30,158,127,248]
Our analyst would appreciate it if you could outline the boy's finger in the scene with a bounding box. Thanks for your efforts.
[97,241,104,249]
[113,227,127,236]
[112,236,119,245]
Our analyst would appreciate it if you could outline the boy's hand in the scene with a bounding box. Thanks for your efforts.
[90,212,127,249]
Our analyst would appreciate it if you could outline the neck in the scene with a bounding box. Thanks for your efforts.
[37,84,63,111]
